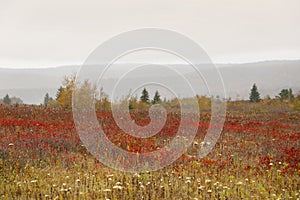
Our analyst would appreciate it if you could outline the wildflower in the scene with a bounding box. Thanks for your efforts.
[198,186,205,190]
[185,180,191,184]
[236,181,243,185]
[205,179,211,184]
[213,182,219,186]
[207,190,212,193]
[105,174,113,179]
[76,179,80,182]
[31,180,38,183]
[133,173,140,178]
[269,163,274,166]
[113,185,122,190]
[8,143,14,146]
[103,189,112,192]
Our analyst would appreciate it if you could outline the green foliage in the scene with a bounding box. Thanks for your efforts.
[3,94,11,105]
[152,91,161,104]
[278,88,294,102]
[140,88,150,104]
[56,86,64,100]
[43,93,52,106]
[249,84,261,103]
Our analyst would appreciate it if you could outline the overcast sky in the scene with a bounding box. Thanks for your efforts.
[0,0,299,68]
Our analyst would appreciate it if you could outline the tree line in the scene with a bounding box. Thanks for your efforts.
[0,94,23,105]
[249,83,299,103]
[2,75,299,111]
[40,75,300,111]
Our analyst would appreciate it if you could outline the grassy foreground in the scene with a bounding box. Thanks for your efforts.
[0,105,299,199]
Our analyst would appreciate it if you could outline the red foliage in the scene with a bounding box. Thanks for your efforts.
[0,105,299,173]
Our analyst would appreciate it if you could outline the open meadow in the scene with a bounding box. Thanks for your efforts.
[0,104,299,199]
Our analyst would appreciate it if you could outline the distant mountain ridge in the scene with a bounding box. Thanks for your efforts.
[0,60,299,104]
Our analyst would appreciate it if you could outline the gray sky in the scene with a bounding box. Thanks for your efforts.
[0,0,299,68]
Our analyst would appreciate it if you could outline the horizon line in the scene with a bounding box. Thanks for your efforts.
[0,58,300,70]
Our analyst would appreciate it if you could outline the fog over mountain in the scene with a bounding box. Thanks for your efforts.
[0,60,299,104]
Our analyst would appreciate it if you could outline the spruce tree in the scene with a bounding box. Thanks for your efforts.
[152,91,161,104]
[140,88,150,104]
[56,86,64,100]
[249,84,261,102]
[44,93,50,106]
[3,94,11,105]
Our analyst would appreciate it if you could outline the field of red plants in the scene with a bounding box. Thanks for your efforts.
[0,105,299,199]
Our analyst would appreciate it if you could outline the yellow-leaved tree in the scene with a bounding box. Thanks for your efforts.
[49,74,110,110]
[51,75,76,109]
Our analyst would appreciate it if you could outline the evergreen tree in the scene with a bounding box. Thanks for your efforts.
[44,93,50,106]
[152,91,161,104]
[289,88,294,102]
[140,88,150,104]
[249,84,261,102]
[3,94,11,105]
[56,86,64,100]
[279,88,294,102]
